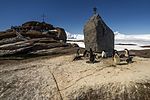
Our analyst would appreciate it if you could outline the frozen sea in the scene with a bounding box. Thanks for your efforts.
[67,32,150,51]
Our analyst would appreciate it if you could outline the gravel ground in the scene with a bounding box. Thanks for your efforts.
[0,52,150,100]
[0,49,150,100]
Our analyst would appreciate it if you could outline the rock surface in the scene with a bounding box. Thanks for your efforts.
[84,14,114,55]
[1,54,150,99]
[0,21,69,57]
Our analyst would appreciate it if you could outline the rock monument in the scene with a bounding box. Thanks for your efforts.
[84,8,114,56]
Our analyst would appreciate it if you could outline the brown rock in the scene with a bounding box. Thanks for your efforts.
[0,21,68,57]
[0,31,17,40]
[55,27,67,43]
[22,21,54,31]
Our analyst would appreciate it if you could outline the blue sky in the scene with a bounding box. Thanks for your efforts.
[0,0,150,34]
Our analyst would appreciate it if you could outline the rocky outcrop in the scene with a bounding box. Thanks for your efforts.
[0,21,70,57]
[22,21,54,31]
[55,27,67,43]
[84,14,114,56]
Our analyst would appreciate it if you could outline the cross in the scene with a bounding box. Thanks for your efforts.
[93,7,97,15]
[41,14,46,22]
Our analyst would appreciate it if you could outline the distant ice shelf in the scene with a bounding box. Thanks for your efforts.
[66,31,150,51]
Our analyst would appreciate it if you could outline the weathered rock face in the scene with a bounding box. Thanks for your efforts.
[22,21,54,31]
[84,14,114,55]
[0,21,70,57]
[55,27,67,43]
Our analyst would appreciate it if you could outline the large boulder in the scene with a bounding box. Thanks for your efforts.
[84,14,114,55]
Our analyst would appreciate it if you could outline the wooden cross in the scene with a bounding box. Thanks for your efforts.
[41,14,46,22]
[93,7,97,14]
